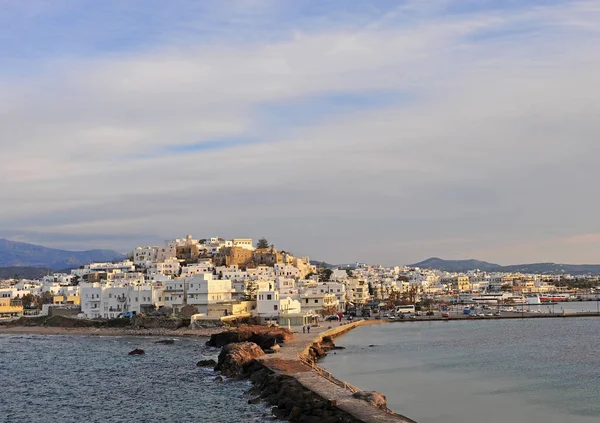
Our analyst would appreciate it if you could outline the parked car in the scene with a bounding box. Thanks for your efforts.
[325,315,338,321]
[442,312,451,318]
[425,311,434,316]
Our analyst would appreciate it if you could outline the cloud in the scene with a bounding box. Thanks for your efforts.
[1,0,599,264]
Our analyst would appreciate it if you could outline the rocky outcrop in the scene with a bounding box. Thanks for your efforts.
[207,325,293,350]
[352,391,388,411]
[215,342,265,377]
[308,337,344,360]
[196,359,217,367]
[128,348,145,355]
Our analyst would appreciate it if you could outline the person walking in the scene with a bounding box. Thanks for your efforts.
[307,325,310,334]
[302,325,306,334]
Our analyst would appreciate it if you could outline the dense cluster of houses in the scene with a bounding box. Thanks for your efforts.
[2,235,598,321]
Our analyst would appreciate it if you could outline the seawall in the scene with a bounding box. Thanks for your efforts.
[257,321,416,423]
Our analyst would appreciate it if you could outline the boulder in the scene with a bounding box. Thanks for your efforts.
[128,348,145,355]
[352,391,388,410]
[214,375,224,383]
[206,325,293,350]
[154,339,175,344]
[215,342,265,377]
[196,359,217,367]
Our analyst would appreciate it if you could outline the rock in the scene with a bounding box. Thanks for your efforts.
[154,339,175,344]
[368,344,378,348]
[271,344,281,353]
[196,359,217,367]
[206,325,293,350]
[290,406,302,420]
[352,391,388,410]
[215,342,265,377]
[331,345,345,350]
[128,348,145,355]
[214,375,224,383]
[248,396,262,404]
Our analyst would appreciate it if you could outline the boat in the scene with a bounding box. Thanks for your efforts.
[470,293,526,305]
[539,293,571,302]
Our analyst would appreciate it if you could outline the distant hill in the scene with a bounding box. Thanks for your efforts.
[0,238,126,270]
[0,266,55,280]
[411,257,600,274]
[310,260,336,269]
[410,257,502,272]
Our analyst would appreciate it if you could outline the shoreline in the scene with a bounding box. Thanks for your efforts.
[0,325,221,337]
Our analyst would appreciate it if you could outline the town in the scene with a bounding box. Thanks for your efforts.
[2,235,600,322]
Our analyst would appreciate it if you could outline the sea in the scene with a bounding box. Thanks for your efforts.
[0,335,272,423]
[320,308,600,423]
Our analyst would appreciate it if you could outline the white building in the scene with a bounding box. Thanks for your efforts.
[256,289,302,323]
[132,246,159,265]
[164,274,233,314]
[299,289,339,316]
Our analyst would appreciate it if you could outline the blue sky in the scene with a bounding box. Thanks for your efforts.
[1,0,599,265]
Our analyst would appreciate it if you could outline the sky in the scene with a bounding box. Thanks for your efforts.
[1,0,599,266]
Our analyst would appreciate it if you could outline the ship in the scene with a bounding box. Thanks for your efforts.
[470,293,526,304]
[539,293,571,302]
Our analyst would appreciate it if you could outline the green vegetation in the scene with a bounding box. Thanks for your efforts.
[256,238,270,249]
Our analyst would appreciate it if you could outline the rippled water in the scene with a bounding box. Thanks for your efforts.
[0,335,272,423]
[320,317,600,423]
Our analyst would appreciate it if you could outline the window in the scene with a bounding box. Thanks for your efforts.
[274,305,278,311]
[314,300,318,303]
[267,294,272,300]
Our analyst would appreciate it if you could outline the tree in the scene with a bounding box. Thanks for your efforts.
[35,292,54,309]
[318,266,332,282]
[320,305,338,318]
[345,269,354,277]
[72,275,81,286]
[21,293,36,309]
[257,238,270,249]
[368,281,374,296]
[245,280,258,301]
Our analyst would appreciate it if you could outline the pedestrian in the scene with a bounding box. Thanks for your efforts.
[307,325,311,334]
[302,325,306,334]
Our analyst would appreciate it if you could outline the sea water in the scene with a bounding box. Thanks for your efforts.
[0,335,271,423]
[320,317,600,423]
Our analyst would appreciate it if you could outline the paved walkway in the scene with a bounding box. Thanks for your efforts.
[259,322,416,423]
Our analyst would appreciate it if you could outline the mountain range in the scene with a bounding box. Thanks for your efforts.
[0,238,126,270]
[410,257,600,274]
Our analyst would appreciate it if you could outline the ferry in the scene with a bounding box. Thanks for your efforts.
[470,293,526,304]
[539,293,571,302]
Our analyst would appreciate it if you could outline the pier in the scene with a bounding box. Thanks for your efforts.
[259,321,415,423]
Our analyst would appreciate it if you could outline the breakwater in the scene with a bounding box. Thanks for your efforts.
[254,321,416,423]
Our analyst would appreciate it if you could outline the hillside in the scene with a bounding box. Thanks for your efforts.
[410,257,502,272]
[411,257,600,274]
[0,266,56,280]
[0,238,125,270]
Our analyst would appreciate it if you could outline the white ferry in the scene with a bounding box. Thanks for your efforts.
[470,293,526,304]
